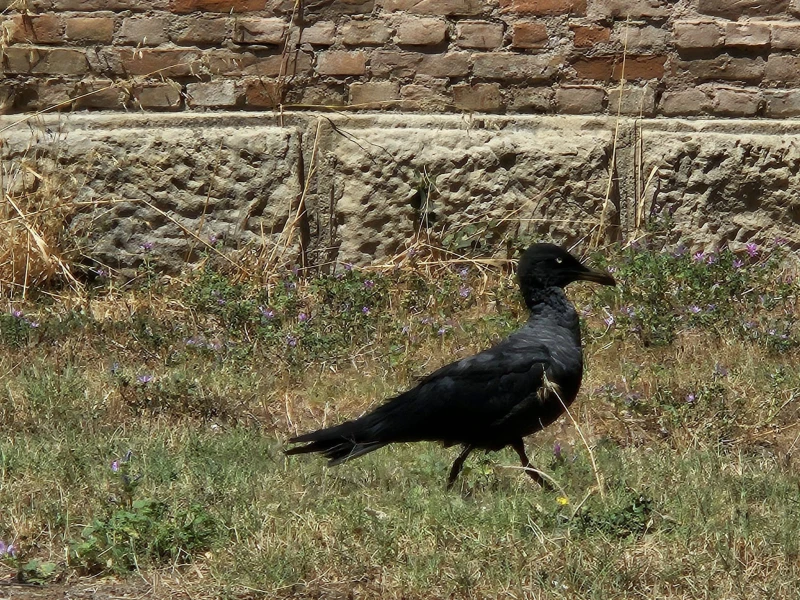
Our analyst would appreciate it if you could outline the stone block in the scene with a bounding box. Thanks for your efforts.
[317,51,367,76]
[349,81,400,106]
[499,0,586,15]
[187,80,238,107]
[118,17,168,46]
[340,20,390,45]
[233,18,286,45]
[555,86,605,114]
[473,53,560,81]
[395,16,447,45]
[65,17,115,44]
[453,83,502,111]
[454,21,503,49]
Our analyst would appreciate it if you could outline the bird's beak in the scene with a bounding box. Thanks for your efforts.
[576,265,616,286]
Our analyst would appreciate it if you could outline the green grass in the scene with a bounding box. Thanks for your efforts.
[1,242,800,598]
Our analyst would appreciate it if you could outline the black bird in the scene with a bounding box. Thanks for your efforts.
[285,243,616,489]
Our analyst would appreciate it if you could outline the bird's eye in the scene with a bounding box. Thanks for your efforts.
[555,257,563,264]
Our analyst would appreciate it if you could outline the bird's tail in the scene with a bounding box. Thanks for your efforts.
[284,418,388,466]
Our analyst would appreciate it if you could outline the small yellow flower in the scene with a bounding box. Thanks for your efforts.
[556,496,570,506]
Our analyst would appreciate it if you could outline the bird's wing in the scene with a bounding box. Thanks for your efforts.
[367,331,554,443]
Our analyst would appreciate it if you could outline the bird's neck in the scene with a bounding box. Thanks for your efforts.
[525,287,579,331]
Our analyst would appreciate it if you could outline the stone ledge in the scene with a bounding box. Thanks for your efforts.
[0,112,797,271]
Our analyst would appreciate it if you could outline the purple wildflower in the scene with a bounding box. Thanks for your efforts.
[458,267,469,279]
[111,460,119,472]
[775,237,788,247]
[298,312,308,323]
[603,315,615,327]
[686,393,696,403]
[746,243,759,258]
[110,362,120,375]
[553,442,562,460]
[209,234,219,245]
[401,325,410,335]
[0,541,5,555]
[259,306,275,319]
[459,285,471,298]
[437,326,448,336]
[6,544,14,557]
[95,268,107,277]
[714,363,729,377]
[292,265,300,276]
[364,280,375,289]
[733,258,744,269]
[141,241,154,252]
[673,244,688,257]
[420,317,433,325]
[344,263,353,271]
[11,309,22,318]
[362,306,370,315]
[137,374,153,384]
[706,253,717,265]
[693,251,705,262]
[284,281,297,291]
[689,305,702,314]
[408,247,417,257]
[286,335,298,348]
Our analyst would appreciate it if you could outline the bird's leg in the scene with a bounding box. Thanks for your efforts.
[446,445,474,490]
[511,439,550,488]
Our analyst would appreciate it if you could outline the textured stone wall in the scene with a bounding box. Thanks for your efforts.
[2,112,798,274]
[1,0,800,117]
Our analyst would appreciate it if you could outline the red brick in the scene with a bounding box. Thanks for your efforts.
[174,17,231,45]
[710,87,760,117]
[573,55,665,80]
[234,18,286,45]
[673,21,722,50]
[419,52,470,77]
[74,80,128,109]
[381,0,484,16]
[395,16,447,45]
[679,56,765,83]
[134,83,182,110]
[659,88,711,116]
[511,21,547,49]
[764,90,800,117]
[771,23,800,50]
[4,14,62,44]
[187,80,238,107]
[620,55,667,80]
[571,24,610,48]
[724,22,769,47]
[65,17,114,44]
[118,17,168,46]
[697,0,788,19]
[349,81,400,106]
[317,51,366,75]
[300,21,335,46]
[608,85,655,116]
[555,86,605,113]
[340,20,390,45]
[171,0,265,12]
[593,0,668,18]
[119,48,202,76]
[765,55,800,84]
[453,83,502,111]
[454,21,503,49]
[2,47,88,74]
[500,0,586,15]
[473,53,560,81]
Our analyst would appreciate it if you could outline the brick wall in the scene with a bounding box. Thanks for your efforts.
[1,0,799,117]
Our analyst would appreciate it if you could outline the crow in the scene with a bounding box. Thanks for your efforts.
[285,243,616,489]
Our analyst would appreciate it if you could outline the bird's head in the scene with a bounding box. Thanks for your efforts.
[517,243,616,308]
